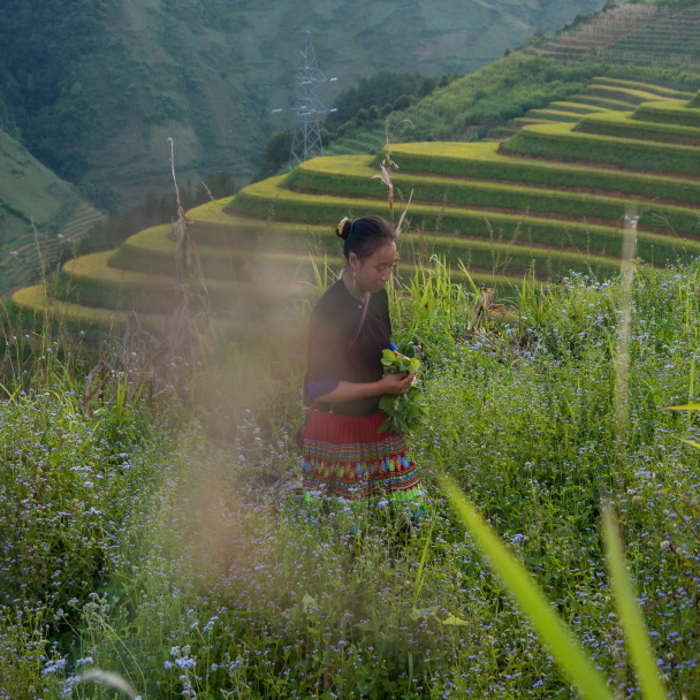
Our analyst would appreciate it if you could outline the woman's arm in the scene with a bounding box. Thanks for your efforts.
[314,371,414,404]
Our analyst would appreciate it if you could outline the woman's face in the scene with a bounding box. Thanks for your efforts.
[350,242,397,294]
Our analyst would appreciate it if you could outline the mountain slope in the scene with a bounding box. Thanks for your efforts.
[0,0,607,211]
[0,127,104,294]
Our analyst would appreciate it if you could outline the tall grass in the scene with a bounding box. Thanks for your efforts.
[3,253,700,698]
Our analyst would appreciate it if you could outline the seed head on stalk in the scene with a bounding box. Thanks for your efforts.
[373,113,413,232]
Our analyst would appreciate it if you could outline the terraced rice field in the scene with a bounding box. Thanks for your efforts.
[600,5,700,64]
[1,203,105,294]
[543,3,665,60]
[512,77,695,129]
[544,2,700,69]
[12,78,700,332]
[324,128,387,157]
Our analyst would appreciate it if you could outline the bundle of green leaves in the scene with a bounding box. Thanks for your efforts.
[378,349,426,434]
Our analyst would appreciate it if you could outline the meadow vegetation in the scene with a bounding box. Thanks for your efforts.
[3,252,700,698]
[8,6,700,695]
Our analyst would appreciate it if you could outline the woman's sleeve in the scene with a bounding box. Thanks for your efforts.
[306,311,345,399]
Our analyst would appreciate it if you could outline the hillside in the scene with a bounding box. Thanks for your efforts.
[10,1,700,326]
[0,0,607,214]
[0,127,104,296]
[13,70,700,331]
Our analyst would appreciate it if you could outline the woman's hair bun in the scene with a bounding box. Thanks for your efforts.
[335,217,352,240]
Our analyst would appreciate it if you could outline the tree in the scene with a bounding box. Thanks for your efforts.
[254,130,292,181]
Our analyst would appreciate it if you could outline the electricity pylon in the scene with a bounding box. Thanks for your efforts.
[289,31,329,169]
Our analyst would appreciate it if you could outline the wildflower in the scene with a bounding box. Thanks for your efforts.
[42,658,67,675]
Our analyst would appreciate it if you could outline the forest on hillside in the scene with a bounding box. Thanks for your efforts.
[0,0,608,211]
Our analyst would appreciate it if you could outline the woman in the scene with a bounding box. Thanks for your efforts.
[300,215,423,502]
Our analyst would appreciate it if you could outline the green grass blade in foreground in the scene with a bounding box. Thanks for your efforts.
[437,472,614,700]
[602,506,669,700]
[0,380,20,400]
[662,404,700,451]
[412,514,436,607]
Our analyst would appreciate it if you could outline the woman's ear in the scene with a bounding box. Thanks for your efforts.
[348,252,359,270]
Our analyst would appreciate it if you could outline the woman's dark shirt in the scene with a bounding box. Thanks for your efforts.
[305,280,391,416]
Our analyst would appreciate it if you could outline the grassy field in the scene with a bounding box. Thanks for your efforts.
[3,253,700,698]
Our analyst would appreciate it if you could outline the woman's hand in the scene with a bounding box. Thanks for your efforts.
[379,370,415,395]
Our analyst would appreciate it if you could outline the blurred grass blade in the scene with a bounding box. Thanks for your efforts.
[412,514,436,606]
[0,381,20,400]
[663,402,700,450]
[438,472,614,700]
[79,669,140,698]
[676,436,700,450]
[395,189,414,237]
[602,505,669,700]
[456,258,482,295]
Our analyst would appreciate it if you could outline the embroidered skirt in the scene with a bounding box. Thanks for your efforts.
[301,411,422,501]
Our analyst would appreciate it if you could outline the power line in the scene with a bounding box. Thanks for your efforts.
[288,31,333,169]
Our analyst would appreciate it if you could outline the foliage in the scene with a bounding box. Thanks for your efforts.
[576,109,700,145]
[254,130,293,182]
[592,77,692,99]
[325,69,451,132]
[0,0,117,179]
[288,153,700,238]
[378,349,426,434]
[393,54,604,141]
[50,249,315,321]
[8,257,700,697]
[10,284,164,334]
[632,100,700,127]
[228,170,700,268]
[0,0,593,211]
[17,62,700,327]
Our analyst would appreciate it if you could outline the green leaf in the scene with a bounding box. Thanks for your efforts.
[441,614,468,626]
[378,351,425,434]
[381,349,397,366]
